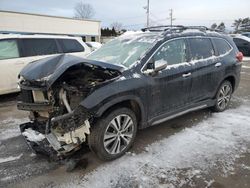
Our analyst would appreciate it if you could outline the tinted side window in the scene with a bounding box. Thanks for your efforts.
[22,39,58,57]
[189,38,215,60]
[233,38,246,45]
[58,39,84,53]
[91,37,96,42]
[213,38,232,55]
[0,39,20,60]
[153,39,187,66]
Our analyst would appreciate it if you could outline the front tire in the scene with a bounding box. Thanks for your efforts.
[212,80,233,112]
[88,107,137,161]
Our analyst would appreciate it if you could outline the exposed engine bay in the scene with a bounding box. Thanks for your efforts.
[18,60,121,159]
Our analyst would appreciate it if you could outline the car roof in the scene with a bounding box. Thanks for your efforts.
[140,26,227,41]
[233,35,250,42]
[0,33,83,40]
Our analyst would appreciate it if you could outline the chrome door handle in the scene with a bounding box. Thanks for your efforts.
[182,72,191,78]
[215,62,222,67]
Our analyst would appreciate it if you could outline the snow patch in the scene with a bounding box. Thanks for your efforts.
[119,31,158,44]
[242,65,250,69]
[132,73,141,78]
[22,128,45,142]
[243,57,250,62]
[182,29,205,34]
[0,118,28,141]
[0,154,22,164]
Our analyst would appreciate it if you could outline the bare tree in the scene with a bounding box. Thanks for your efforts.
[110,22,123,32]
[74,1,95,19]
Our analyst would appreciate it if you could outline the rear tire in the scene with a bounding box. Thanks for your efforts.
[88,107,137,161]
[212,80,232,112]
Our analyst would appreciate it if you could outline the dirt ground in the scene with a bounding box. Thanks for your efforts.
[0,59,250,188]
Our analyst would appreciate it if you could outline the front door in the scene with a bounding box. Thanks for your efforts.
[144,38,193,120]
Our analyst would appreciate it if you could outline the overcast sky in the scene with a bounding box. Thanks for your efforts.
[0,0,249,30]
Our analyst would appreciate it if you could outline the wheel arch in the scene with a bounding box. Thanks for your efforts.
[93,95,146,128]
[212,74,237,99]
[223,75,236,92]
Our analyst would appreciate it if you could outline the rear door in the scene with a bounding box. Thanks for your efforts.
[0,39,22,94]
[187,37,220,102]
[57,39,90,57]
[145,38,193,119]
[17,38,60,75]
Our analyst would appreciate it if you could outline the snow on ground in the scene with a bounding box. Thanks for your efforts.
[0,118,28,141]
[243,57,250,62]
[0,154,22,164]
[242,65,250,69]
[61,102,250,188]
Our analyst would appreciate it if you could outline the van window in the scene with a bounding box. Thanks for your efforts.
[153,39,187,66]
[214,38,232,55]
[58,39,84,53]
[189,38,215,60]
[22,39,58,57]
[91,37,96,42]
[0,39,20,60]
[233,38,246,45]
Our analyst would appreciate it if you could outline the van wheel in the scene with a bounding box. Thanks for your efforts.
[88,107,137,161]
[212,80,232,112]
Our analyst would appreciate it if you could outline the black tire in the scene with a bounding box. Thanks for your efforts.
[88,107,137,161]
[212,80,233,112]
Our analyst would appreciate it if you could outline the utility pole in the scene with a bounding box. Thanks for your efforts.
[169,9,175,27]
[143,0,150,28]
[147,0,150,28]
[170,9,173,27]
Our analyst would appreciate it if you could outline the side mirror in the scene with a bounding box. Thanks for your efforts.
[154,60,168,72]
[143,59,168,75]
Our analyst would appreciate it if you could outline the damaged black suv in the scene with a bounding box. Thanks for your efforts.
[17,26,243,161]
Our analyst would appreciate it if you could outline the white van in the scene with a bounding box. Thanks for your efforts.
[0,34,91,95]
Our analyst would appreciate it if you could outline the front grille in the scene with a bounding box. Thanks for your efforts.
[19,89,34,103]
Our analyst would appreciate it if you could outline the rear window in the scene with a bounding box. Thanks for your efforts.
[58,39,84,53]
[233,38,246,45]
[213,38,232,55]
[0,39,20,60]
[22,39,58,57]
[189,38,215,60]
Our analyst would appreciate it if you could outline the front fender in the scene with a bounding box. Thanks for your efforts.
[80,78,148,125]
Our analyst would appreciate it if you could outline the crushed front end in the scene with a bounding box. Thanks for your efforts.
[17,82,91,159]
[17,55,122,160]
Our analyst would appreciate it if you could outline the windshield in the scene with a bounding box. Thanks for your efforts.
[87,32,158,68]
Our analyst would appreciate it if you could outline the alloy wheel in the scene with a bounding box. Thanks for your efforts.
[103,114,134,155]
[217,84,232,110]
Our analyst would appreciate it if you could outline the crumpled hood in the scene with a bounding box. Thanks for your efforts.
[19,54,125,88]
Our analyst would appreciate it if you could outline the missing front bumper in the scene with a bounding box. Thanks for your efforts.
[20,122,59,159]
[20,121,90,160]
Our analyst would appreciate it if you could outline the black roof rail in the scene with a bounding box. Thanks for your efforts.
[141,25,224,33]
[183,26,208,31]
[141,25,185,32]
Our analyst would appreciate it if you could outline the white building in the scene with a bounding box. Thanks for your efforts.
[0,10,101,42]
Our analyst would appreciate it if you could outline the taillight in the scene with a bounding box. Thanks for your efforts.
[236,52,243,62]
